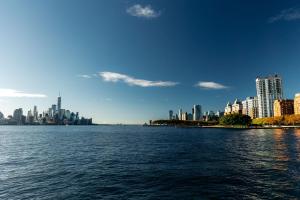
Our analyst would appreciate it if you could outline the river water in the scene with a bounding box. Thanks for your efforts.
[0,126,299,199]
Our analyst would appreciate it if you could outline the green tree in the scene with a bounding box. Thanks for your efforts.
[219,114,252,126]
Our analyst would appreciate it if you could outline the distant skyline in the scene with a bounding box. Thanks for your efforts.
[1,0,300,124]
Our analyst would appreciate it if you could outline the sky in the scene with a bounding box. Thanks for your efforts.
[0,0,300,124]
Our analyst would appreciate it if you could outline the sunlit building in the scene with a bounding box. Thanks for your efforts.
[274,99,294,117]
[224,102,232,115]
[294,93,300,115]
[242,97,259,119]
[178,109,182,120]
[256,75,283,118]
[182,112,188,121]
[232,99,243,114]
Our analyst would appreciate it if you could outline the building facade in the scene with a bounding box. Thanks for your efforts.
[232,99,243,114]
[242,97,259,119]
[256,75,283,118]
[294,93,300,115]
[192,105,202,121]
[273,99,294,117]
[169,110,173,120]
[224,102,232,115]
[178,109,182,120]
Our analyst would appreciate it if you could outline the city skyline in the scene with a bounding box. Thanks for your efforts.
[1,0,300,124]
[0,95,92,125]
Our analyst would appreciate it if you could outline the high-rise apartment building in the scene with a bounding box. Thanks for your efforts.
[192,105,202,121]
[294,93,300,115]
[256,75,283,118]
[274,99,294,117]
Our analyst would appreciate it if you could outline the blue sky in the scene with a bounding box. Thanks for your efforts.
[0,0,300,124]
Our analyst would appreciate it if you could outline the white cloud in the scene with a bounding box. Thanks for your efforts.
[126,4,160,18]
[269,8,300,23]
[77,74,92,79]
[99,72,178,87]
[0,89,47,98]
[195,81,228,90]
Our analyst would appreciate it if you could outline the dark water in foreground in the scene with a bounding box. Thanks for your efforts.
[0,126,300,199]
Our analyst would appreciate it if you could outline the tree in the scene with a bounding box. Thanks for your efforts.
[219,114,252,126]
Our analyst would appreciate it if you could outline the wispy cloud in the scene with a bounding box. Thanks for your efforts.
[126,4,160,19]
[0,89,47,98]
[195,81,228,90]
[99,72,178,87]
[77,74,92,79]
[269,8,300,23]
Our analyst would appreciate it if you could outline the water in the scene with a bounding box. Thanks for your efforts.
[0,126,300,199]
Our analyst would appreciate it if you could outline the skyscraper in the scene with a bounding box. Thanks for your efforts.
[256,75,283,118]
[51,104,57,116]
[57,95,62,119]
[178,109,182,120]
[193,105,202,121]
[169,110,173,120]
[13,108,24,125]
[33,105,38,121]
[57,96,61,112]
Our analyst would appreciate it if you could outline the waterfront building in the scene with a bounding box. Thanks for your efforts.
[216,111,224,117]
[57,96,61,112]
[231,99,243,114]
[169,110,173,120]
[48,108,53,118]
[192,105,202,121]
[65,110,71,120]
[224,102,232,115]
[33,105,38,121]
[175,114,179,120]
[294,93,300,115]
[187,113,193,121]
[13,108,24,125]
[182,112,188,121]
[208,111,215,116]
[256,75,283,118]
[51,104,56,116]
[242,97,259,119]
[274,99,294,117]
[178,109,182,120]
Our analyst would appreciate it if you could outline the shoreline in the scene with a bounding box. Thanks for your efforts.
[146,124,300,129]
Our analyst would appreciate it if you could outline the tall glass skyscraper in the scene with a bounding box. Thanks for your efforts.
[193,105,202,121]
[57,96,62,119]
[57,96,61,112]
[256,75,283,118]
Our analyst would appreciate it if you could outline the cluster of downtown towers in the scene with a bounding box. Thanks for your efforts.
[169,74,300,121]
[0,96,92,125]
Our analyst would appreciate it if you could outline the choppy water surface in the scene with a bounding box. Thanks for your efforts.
[0,126,300,199]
